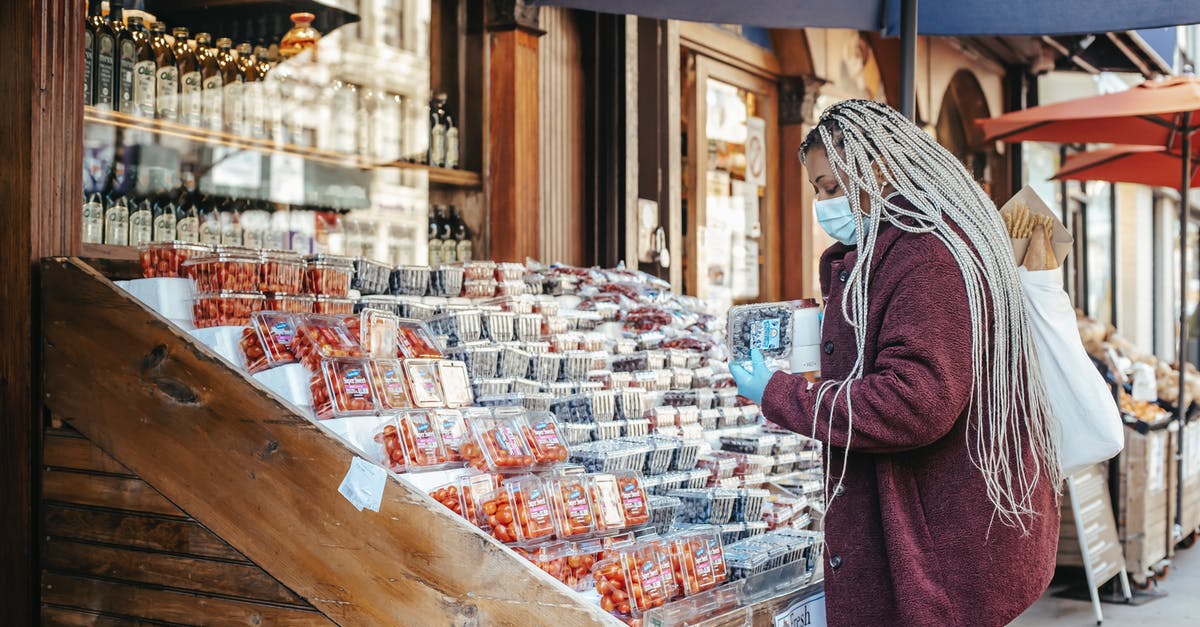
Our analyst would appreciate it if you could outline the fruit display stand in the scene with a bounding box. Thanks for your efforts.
[39,257,823,624]
[40,257,621,626]
[1180,421,1200,546]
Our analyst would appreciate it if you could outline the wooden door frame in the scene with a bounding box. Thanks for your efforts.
[684,52,782,303]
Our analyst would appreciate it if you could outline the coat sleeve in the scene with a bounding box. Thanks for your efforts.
[760,260,974,454]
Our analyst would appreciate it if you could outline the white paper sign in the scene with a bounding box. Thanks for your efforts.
[745,116,767,187]
[269,153,306,205]
[774,592,826,627]
[338,456,388,512]
[210,146,263,190]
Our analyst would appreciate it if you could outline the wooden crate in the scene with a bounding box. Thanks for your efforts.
[1180,422,1200,541]
[1116,427,1172,577]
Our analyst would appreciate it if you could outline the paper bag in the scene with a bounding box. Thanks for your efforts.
[1000,186,1073,266]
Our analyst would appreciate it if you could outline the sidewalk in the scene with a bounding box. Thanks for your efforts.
[1012,544,1200,626]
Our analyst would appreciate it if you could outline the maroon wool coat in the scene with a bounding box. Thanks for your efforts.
[762,216,1059,627]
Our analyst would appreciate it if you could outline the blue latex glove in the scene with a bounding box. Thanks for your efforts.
[729,349,773,405]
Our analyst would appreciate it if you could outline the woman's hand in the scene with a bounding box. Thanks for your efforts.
[730,349,773,405]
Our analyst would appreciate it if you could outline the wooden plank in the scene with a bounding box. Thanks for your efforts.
[679,22,781,79]
[45,434,135,476]
[40,258,622,626]
[488,27,542,262]
[3,0,84,620]
[43,469,183,517]
[42,572,331,626]
[44,539,307,607]
[41,605,154,626]
[44,504,247,563]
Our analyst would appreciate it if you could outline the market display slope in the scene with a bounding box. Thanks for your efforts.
[39,257,622,626]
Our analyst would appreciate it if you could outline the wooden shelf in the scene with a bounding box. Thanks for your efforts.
[427,166,483,188]
[80,243,139,261]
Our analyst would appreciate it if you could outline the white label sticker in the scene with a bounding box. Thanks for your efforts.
[774,592,826,627]
[338,456,388,512]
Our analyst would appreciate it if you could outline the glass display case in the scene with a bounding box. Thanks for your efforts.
[81,0,440,265]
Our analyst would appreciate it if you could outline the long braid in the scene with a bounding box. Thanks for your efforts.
[802,100,1062,532]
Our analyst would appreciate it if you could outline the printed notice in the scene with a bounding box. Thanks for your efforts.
[338,456,387,512]
[774,591,826,627]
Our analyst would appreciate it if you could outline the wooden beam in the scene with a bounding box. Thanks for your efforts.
[2,0,83,622]
[679,22,781,79]
[487,2,544,262]
[44,504,249,563]
[40,257,622,626]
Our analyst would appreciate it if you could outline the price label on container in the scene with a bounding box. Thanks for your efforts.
[774,591,826,627]
[269,153,307,205]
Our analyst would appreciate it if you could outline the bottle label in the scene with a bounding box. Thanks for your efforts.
[202,76,224,130]
[153,212,177,241]
[225,82,245,133]
[245,82,265,138]
[441,239,457,264]
[133,60,156,117]
[243,228,264,249]
[428,238,442,265]
[96,34,116,108]
[457,240,472,262]
[181,70,202,124]
[129,208,152,245]
[222,224,243,246]
[199,216,222,245]
[430,127,446,167]
[445,128,459,169]
[83,200,104,244]
[85,31,94,106]
[104,205,129,246]
[156,65,179,120]
[177,216,199,242]
[117,41,136,112]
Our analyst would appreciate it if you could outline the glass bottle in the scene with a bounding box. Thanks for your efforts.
[149,21,178,122]
[453,206,472,261]
[220,197,244,245]
[427,205,443,266]
[255,47,280,140]
[89,0,117,110]
[173,27,202,127]
[444,101,459,169]
[104,191,130,246]
[199,195,222,245]
[356,86,372,159]
[428,94,447,167]
[215,38,244,135]
[237,42,265,138]
[85,1,94,107]
[128,16,155,118]
[279,12,320,60]
[440,204,457,263]
[195,33,222,130]
[112,1,136,113]
[175,167,200,242]
[129,196,153,246]
[152,189,177,242]
[83,191,105,244]
[373,91,402,163]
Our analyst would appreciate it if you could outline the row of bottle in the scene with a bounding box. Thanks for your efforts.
[427,205,473,264]
[428,93,460,169]
[84,170,326,251]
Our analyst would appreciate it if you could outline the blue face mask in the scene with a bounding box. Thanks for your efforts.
[815,195,864,245]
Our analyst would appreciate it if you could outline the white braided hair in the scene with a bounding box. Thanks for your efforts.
[800,99,1062,532]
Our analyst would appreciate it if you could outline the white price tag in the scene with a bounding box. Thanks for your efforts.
[210,147,263,190]
[774,592,826,627]
[338,456,388,512]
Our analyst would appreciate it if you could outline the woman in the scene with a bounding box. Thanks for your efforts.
[731,100,1061,626]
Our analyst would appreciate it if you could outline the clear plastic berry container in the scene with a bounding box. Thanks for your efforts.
[192,291,265,328]
[667,530,724,595]
[395,319,444,359]
[520,411,571,466]
[494,262,525,282]
[462,279,498,299]
[515,313,543,342]
[389,265,431,296]
[344,309,399,357]
[668,488,737,525]
[461,260,497,281]
[303,254,354,296]
[396,297,437,321]
[546,475,597,539]
[446,343,500,380]
[560,422,595,445]
[351,257,392,295]
[402,358,446,408]
[259,250,305,293]
[429,264,465,297]
[239,311,298,373]
[477,475,556,544]
[368,358,413,410]
[648,495,682,534]
[435,408,471,463]
[498,345,532,379]
[292,313,364,371]
[622,418,651,438]
[472,378,513,398]
[461,411,537,473]
[312,358,378,419]
[429,309,484,345]
[264,292,315,314]
[356,294,402,317]
[312,295,355,315]
[430,472,501,528]
[437,360,475,408]
[733,488,769,523]
[592,545,672,618]
[726,302,799,364]
[483,310,516,342]
[530,352,563,383]
[613,471,651,527]
[686,468,713,489]
[638,436,682,475]
[184,252,261,292]
[672,440,702,472]
[394,409,452,470]
[139,241,211,278]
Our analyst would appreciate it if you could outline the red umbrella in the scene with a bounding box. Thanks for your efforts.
[982,76,1198,426]
[1053,145,1200,188]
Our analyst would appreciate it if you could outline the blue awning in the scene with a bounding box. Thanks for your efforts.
[534,0,1199,37]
